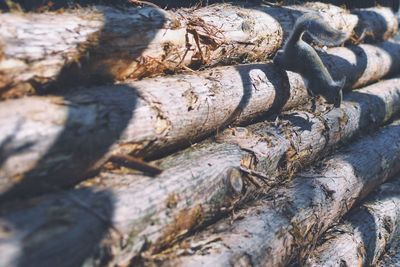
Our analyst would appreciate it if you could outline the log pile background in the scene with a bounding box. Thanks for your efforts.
[1,1,400,266]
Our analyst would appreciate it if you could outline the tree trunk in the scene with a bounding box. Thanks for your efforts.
[304,176,400,267]
[1,78,400,266]
[155,120,400,267]
[1,3,397,98]
[2,41,400,200]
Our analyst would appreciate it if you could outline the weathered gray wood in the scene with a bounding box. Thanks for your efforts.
[157,120,400,267]
[305,176,400,267]
[2,41,400,200]
[1,3,397,98]
[1,78,400,267]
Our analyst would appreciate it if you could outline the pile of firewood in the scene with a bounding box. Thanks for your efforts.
[1,1,400,266]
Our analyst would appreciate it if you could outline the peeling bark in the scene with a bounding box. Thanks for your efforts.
[156,120,400,267]
[0,3,397,98]
[1,78,400,266]
[2,41,400,200]
[305,176,400,267]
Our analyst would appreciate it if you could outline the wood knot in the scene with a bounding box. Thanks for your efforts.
[226,167,243,196]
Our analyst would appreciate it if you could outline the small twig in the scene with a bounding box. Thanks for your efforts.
[235,41,256,45]
[128,0,163,9]
[187,27,205,63]
[240,166,274,185]
[109,154,163,176]
[261,0,283,7]
[175,31,193,68]
[180,64,195,73]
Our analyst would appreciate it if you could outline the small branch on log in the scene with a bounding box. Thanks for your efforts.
[305,176,400,267]
[155,119,400,267]
[2,41,400,200]
[0,3,397,98]
[1,78,400,266]
[108,154,163,176]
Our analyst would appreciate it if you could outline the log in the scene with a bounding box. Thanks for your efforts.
[156,119,400,267]
[1,2,397,98]
[1,78,400,267]
[2,40,400,200]
[305,176,400,267]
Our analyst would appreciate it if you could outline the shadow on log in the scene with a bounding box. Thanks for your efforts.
[0,3,395,205]
[0,5,167,267]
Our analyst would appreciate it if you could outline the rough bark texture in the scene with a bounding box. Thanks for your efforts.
[1,3,397,98]
[2,41,400,200]
[0,143,245,267]
[305,176,400,267]
[1,78,400,267]
[377,233,400,266]
[216,78,400,181]
[157,120,400,267]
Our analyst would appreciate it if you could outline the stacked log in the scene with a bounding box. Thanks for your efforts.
[305,176,400,266]
[1,1,400,267]
[2,40,400,200]
[1,78,400,266]
[152,119,400,267]
[0,3,397,98]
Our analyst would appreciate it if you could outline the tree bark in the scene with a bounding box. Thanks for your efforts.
[304,176,400,267]
[156,120,400,267]
[1,3,397,98]
[1,78,400,266]
[377,233,400,266]
[2,41,400,200]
